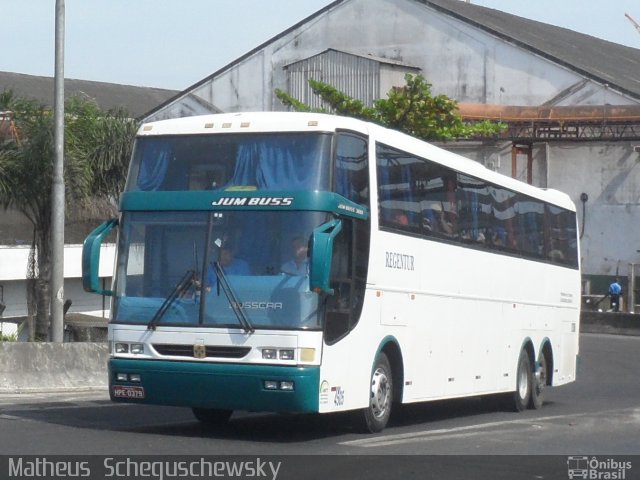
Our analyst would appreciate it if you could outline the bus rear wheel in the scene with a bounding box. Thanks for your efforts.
[192,408,232,427]
[511,349,532,412]
[529,353,548,409]
[357,353,393,433]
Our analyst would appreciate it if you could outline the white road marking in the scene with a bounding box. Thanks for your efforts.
[340,408,640,447]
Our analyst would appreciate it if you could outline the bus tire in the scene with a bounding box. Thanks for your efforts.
[529,353,548,410]
[192,408,232,427]
[511,349,532,412]
[357,352,393,433]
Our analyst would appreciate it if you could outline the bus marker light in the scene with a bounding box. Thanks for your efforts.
[300,348,315,362]
[280,381,294,391]
[240,122,250,128]
[279,349,294,360]
[115,343,129,354]
[264,380,278,390]
[142,125,153,131]
[262,349,277,360]
[204,123,214,128]
[308,121,318,126]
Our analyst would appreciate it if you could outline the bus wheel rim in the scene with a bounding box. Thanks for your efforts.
[371,367,390,419]
[518,363,529,399]
[535,358,546,394]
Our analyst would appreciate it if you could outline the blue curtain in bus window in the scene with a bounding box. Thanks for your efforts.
[400,159,414,225]
[468,189,480,240]
[228,137,325,190]
[376,157,393,224]
[136,140,173,191]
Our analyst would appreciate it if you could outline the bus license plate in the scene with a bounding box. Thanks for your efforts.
[112,385,145,399]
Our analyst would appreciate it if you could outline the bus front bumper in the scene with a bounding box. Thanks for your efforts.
[109,358,320,413]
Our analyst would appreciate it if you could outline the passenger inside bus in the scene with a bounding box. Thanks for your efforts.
[280,236,309,276]
[421,203,454,236]
[390,210,410,226]
[205,237,251,291]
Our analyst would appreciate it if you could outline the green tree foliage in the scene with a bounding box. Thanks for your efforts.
[0,91,138,339]
[276,74,505,141]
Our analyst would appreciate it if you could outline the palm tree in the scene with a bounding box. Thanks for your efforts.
[0,91,137,340]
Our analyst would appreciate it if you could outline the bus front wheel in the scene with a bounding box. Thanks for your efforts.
[511,349,532,412]
[192,408,233,427]
[357,353,393,433]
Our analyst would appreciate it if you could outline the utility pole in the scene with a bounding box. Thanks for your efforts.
[51,0,65,342]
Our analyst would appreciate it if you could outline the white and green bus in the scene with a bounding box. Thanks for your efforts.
[83,112,580,432]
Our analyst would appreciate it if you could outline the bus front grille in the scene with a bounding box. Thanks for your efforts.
[152,344,251,359]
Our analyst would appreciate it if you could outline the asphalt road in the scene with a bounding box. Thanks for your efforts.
[0,333,638,479]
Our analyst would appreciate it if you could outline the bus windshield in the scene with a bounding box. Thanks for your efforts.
[125,133,332,192]
[112,210,329,330]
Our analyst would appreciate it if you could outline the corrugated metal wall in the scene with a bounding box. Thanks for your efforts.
[286,50,381,109]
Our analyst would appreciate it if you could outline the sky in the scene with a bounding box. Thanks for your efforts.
[2,0,640,91]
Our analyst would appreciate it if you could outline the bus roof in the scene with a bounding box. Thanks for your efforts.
[138,111,368,137]
[138,112,576,212]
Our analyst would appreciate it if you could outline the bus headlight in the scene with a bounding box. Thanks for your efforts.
[262,348,296,361]
[262,349,277,360]
[279,381,295,391]
[264,380,279,390]
[279,349,294,360]
[115,343,129,354]
[130,343,144,355]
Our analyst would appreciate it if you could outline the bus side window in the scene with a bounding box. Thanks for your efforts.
[324,218,369,344]
[376,144,424,233]
[324,221,352,343]
[546,205,577,266]
[335,132,369,206]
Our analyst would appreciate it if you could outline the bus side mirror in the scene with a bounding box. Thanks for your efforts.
[82,218,118,296]
[309,219,342,295]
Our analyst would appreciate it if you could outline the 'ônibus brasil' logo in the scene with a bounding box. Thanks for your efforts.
[211,197,293,207]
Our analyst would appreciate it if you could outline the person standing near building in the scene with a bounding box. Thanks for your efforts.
[609,278,622,312]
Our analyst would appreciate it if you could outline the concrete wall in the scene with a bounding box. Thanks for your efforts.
[581,311,640,336]
[0,342,108,393]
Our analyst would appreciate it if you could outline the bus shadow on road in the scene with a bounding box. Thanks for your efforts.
[389,395,538,428]
[3,394,561,444]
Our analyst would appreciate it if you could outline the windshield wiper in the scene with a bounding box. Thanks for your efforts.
[213,261,254,334]
[147,270,195,331]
